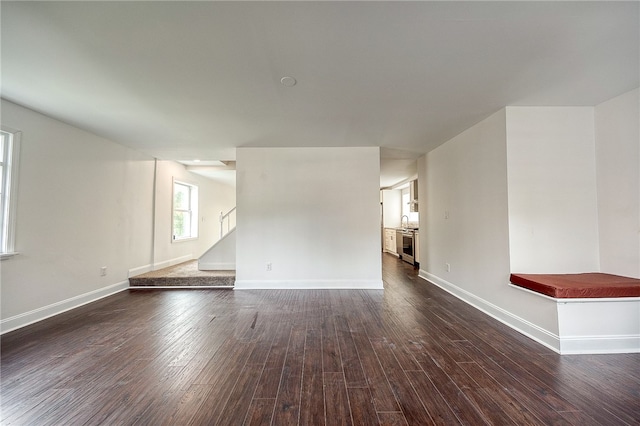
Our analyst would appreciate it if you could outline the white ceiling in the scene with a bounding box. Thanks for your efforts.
[1,1,638,187]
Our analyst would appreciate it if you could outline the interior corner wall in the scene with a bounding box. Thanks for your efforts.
[419,109,560,347]
[594,88,640,278]
[505,107,599,273]
[0,100,155,331]
[235,147,382,289]
[152,161,235,270]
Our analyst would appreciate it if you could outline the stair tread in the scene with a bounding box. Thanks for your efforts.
[129,260,235,287]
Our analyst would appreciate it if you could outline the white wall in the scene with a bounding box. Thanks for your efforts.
[423,110,510,289]
[0,100,155,330]
[595,88,640,278]
[381,189,401,228]
[235,147,382,289]
[419,109,560,343]
[506,107,599,273]
[0,100,236,332]
[419,97,639,353]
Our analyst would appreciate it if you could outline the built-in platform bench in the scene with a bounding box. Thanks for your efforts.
[510,273,640,298]
[509,272,640,354]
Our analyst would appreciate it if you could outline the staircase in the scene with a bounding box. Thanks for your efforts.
[129,206,237,288]
[128,260,235,287]
[198,207,236,271]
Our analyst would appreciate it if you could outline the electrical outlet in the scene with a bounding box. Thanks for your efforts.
[100,266,107,276]
[445,263,451,272]
[444,210,449,219]
[266,262,272,271]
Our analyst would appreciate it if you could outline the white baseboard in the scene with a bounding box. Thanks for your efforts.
[128,255,194,278]
[418,270,561,353]
[128,264,153,278]
[559,335,640,354]
[198,262,236,271]
[234,279,384,290]
[153,255,193,271]
[383,250,399,258]
[1,280,129,334]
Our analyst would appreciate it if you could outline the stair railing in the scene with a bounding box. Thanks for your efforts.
[219,207,236,238]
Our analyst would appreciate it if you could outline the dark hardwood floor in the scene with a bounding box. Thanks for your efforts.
[2,254,639,425]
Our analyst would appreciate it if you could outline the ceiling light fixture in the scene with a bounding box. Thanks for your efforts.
[280,76,297,87]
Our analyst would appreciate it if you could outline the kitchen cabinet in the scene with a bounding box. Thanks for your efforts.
[414,231,420,264]
[384,228,398,255]
[409,180,419,212]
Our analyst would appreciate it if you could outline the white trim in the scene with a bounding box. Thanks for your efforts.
[418,270,561,353]
[171,236,198,243]
[0,251,19,260]
[559,297,640,304]
[129,255,194,278]
[507,283,560,301]
[0,128,21,255]
[6,131,20,253]
[172,178,199,243]
[559,335,640,355]
[197,262,236,270]
[234,279,384,290]
[128,264,153,278]
[0,281,129,334]
[152,254,193,271]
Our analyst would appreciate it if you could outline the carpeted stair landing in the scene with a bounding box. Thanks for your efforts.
[129,260,235,288]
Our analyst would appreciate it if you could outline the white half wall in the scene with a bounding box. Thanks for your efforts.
[198,228,236,270]
[595,88,640,278]
[235,147,382,289]
[557,297,640,354]
[506,107,599,274]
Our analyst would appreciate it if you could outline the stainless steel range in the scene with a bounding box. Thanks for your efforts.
[396,229,416,265]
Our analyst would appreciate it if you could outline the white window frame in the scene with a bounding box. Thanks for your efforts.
[0,127,21,258]
[172,178,198,242]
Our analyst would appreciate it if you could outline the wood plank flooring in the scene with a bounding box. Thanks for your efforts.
[2,254,639,425]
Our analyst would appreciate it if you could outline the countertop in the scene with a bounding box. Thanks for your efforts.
[386,227,419,233]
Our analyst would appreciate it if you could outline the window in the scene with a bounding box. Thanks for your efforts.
[402,189,410,216]
[172,180,198,241]
[401,187,418,223]
[0,129,20,256]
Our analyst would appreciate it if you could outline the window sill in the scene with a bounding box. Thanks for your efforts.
[0,252,19,260]
[172,237,198,243]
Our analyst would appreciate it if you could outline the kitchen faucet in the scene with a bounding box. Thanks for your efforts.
[401,215,409,229]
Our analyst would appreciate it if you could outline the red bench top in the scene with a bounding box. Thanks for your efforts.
[510,273,640,298]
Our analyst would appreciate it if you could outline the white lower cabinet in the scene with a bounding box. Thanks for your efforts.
[384,228,397,254]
